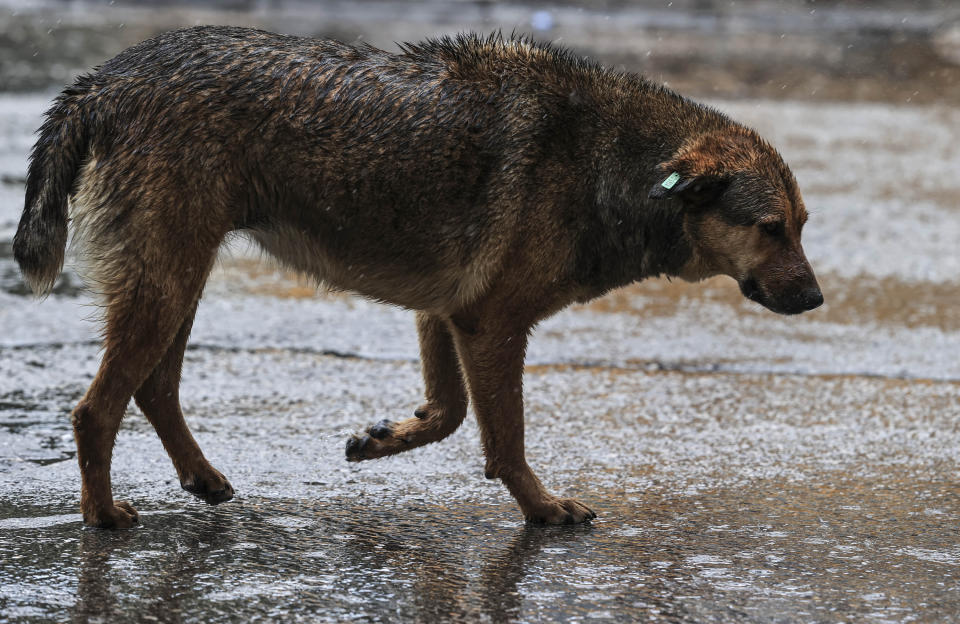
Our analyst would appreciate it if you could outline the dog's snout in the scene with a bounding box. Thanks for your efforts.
[801,287,824,311]
[739,273,823,315]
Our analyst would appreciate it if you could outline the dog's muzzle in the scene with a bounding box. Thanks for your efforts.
[739,277,823,315]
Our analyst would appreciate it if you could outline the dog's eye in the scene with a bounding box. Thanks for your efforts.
[761,221,785,237]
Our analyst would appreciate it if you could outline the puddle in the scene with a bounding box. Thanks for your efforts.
[2,471,959,623]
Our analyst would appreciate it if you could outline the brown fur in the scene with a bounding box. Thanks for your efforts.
[14,28,821,528]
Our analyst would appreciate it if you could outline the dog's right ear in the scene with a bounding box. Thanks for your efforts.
[648,172,729,204]
[648,131,752,204]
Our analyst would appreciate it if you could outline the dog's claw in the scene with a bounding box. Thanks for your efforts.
[345,434,369,461]
[195,484,234,505]
[180,470,235,505]
[85,500,140,529]
[524,498,596,525]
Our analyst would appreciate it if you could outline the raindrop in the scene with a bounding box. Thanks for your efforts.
[531,11,554,32]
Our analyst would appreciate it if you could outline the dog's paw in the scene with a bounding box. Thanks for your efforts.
[345,419,409,462]
[524,498,597,525]
[181,467,235,505]
[84,500,140,529]
[367,418,396,440]
[345,432,368,461]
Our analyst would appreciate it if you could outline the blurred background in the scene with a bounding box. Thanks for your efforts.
[2,2,960,623]
[3,0,960,102]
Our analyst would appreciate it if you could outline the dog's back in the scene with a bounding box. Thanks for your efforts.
[18,27,617,310]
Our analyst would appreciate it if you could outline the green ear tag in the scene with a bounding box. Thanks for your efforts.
[661,172,681,189]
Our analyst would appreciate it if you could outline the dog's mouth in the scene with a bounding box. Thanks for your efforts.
[739,276,764,305]
[738,276,823,316]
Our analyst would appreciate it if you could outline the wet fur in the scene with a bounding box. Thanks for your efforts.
[13,27,819,528]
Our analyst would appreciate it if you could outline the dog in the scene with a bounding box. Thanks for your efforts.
[14,27,822,528]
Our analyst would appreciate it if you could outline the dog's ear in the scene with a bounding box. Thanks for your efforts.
[648,172,729,204]
[649,130,754,204]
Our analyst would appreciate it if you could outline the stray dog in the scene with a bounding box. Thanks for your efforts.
[14,27,822,528]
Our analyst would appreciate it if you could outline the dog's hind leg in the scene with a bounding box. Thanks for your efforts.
[134,300,234,505]
[71,217,223,528]
[346,312,468,461]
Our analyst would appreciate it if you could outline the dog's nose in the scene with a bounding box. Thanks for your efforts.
[801,287,824,310]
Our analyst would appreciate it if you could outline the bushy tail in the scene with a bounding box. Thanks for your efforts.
[13,87,91,296]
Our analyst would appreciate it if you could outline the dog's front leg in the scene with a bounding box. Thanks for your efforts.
[346,312,468,460]
[450,319,596,525]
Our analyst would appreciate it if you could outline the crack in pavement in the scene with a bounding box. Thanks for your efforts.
[3,340,958,385]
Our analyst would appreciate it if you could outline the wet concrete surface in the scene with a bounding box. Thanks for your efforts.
[2,4,960,622]
[2,351,960,622]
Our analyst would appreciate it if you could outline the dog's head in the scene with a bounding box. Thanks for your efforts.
[649,129,822,315]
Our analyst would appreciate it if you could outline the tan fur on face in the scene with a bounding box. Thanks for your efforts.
[681,208,817,313]
[664,127,811,286]
[682,214,772,282]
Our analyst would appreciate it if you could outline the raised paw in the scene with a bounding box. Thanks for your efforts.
[84,500,140,529]
[524,497,597,525]
[180,467,235,505]
[345,432,370,461]
[346,403,465,462]
[346,418,410,462]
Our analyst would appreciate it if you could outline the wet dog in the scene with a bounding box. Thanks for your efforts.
[14,27,822,528]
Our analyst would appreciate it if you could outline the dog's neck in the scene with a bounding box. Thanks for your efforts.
[567,141,693,299]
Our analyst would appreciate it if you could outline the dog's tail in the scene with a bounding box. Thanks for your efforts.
[13,85,93,297]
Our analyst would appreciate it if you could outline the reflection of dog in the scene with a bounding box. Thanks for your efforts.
[15,27,822,528]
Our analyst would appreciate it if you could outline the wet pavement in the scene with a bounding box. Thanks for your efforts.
[3,3,960,623]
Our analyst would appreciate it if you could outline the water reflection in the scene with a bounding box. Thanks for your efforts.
[2,468,957,622]
[479,524,593,621]
[71,507,240,623]
[72,530,124,623]
[58,502,606,622]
